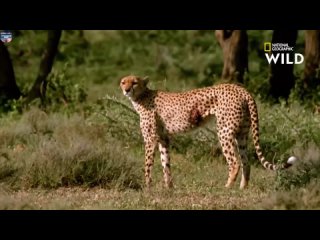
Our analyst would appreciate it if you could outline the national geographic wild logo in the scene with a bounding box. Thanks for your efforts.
[264,42,304,64]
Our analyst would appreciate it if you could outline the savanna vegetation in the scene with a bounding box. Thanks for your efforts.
[0,30,320,209]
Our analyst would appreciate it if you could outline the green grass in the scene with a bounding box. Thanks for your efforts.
[1,98,320,209]
[0,108,142,190]
[1,30,319,209]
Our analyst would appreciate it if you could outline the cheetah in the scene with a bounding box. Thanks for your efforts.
[120,75,297,189]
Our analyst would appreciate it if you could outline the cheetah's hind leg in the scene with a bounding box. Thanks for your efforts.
[218,130,241,188]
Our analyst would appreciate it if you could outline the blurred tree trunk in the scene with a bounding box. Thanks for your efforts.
[0,41,21,103]
[215,30,248,83]
[303,30,320,89]
[25,30,62,105]
[269,30,298,100]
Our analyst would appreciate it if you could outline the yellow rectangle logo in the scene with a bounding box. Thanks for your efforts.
[264,42,271,52]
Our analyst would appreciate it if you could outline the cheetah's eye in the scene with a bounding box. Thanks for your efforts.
[133,81,138,85]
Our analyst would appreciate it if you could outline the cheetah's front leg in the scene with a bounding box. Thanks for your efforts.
[159,137,173,188]
[144,140,157,188]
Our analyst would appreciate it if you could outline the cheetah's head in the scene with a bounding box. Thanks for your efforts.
[120,75,149,100]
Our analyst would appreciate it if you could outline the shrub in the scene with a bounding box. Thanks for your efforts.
[0,108,142,190]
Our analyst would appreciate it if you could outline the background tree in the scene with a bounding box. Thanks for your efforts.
[268,30,298,100]
[25,30,62,106]
[303,30,320,90]
[0,41,21,104]
[215,30,248,83]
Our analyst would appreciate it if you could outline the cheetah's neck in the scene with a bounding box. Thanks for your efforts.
[129,88,156,110]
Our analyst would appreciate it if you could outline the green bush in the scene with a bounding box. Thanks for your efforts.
[0,108,142,190]
[289,74,320,108]
[275,144,320,190]
[261,180,320,210]
[44,65,87,112]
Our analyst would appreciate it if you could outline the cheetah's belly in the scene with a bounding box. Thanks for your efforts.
[156,104,193,134]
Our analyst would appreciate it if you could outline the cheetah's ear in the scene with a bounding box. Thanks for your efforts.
[142,76,149,86]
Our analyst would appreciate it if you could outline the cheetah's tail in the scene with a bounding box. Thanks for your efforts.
[246,95,298,170]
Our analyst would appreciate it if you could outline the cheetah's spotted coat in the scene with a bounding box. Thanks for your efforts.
[120,75,294,189]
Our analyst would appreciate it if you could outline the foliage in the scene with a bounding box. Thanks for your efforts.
[275,144,320,190]
[44,64,87,112]
[1,30,320,209]
[288,72,320,108]
[0,108,142,190]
